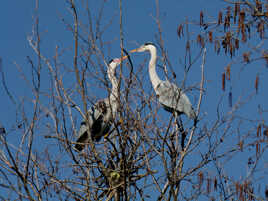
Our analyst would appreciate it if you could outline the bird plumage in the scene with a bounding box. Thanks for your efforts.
[155,80,196,120]
[74,57,126,151]
[130,43,197,122]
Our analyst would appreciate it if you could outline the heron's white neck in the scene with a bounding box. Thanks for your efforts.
[108,68,119,102]
[148,46,161,90]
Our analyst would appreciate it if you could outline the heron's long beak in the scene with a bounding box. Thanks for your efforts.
[129,48,138,53]
[120,55,128,61]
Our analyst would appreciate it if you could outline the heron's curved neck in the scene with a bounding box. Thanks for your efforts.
[108,69,119,101]
[148,47,161,90]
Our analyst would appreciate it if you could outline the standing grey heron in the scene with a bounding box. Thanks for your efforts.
[130,43,197,147]
[74,56,128,152]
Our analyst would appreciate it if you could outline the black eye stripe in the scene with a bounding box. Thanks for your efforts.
[144,42,155,46]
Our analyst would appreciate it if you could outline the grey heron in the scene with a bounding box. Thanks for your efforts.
[74,56,128,152]
[130,43,197,122]
[130,43,197,147]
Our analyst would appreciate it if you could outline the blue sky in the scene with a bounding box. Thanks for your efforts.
[1,0,268,200]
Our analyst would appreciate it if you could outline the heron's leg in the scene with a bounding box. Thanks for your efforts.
[173,113,179,150]
[176,116,186,150]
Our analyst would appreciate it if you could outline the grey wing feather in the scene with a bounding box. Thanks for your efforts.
[155,81,196,120]
[74,106,95,151]
[75,121,90,151]
[74,99,113,151]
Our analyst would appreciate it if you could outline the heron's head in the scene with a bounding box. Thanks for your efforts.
[130,42,156,53]
[108,56,128,70]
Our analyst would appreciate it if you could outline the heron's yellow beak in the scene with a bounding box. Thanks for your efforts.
[120,55,128,61]
[129,48,138,53]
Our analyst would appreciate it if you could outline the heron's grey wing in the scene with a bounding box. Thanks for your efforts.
[156,81,196,119]
[74,105,97,151]
[90,99,112,141]
[75,121,90,151]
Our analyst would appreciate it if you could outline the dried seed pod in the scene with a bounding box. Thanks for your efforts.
[214,177,217,191]
[257,21,264,39]
[224,15,230,31]
[243,52,250,63]
[235,38,239,49]
[177,24,184,38]
[238,140,243,151]
[208,31,213,43]
[255,74,259,94]
[263,51,268,65]
[235,182,240,196]
[229,42,234,57]
[228,90,232,108]
[256,143,260,157]
[200,11,204,26]
[207,178,211,194]
[234,2,240,23]
[222,72,225,91]
[197,34,204,47]
[226,65,231,80]
[257,124,261,137]
[186,40,190,52]
[239,10,245,24]
[215,40,220,54]
[242,30,247,43]
[198,172,204,187]
[218,11,223,25]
